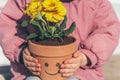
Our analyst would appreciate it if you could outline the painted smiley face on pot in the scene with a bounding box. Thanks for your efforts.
[44,62,60,75]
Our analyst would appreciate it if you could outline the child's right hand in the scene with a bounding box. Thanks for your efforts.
[23,47,41,75]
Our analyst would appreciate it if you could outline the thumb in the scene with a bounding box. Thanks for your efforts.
[72,51,79,58]
[24,47,31,56]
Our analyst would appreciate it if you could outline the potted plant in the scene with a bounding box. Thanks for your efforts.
[21,0,77,80]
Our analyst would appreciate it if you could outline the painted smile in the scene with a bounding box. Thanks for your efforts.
[45,70,58,75]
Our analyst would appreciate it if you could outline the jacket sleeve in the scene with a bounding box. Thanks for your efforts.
[0,0,27,63]
[80,0,120,68]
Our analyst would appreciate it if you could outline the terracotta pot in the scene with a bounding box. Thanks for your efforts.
[28,37,77,80]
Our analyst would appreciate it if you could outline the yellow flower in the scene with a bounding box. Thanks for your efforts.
[25,0,42,18]
[42,0,66,22]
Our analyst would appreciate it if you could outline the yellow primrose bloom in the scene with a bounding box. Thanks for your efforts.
[25,0,42,17]
[42,0,66,22]
[43,0,61,10]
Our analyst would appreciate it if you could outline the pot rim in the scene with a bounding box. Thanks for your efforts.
[28,37,78,57]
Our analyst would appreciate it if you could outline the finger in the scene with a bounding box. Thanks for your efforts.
[61,63,77,69]
[32,72,40,76]
[24,48,31,56]
[62,73,74,77]
[28,66,41,72]
[23,48,38,62]
[64,58,78,64]
[72,51,79,58]
[23,53,38,63]
[60,68,75,73]
[64,51,80,64]
[24,60,41,68]
[24,55,38,63]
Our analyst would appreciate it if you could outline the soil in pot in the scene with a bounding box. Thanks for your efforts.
[31,36,75,46]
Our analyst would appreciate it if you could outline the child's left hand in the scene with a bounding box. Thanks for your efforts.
[60,50,88,77]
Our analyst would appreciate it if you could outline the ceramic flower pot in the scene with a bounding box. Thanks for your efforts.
[28,37,77,80]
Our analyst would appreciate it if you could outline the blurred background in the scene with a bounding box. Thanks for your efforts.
[0,0,120,80]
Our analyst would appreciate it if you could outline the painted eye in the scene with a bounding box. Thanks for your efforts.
[56,63,60,67]
[45,63,49,67]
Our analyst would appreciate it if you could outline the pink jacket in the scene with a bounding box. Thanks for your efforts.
[0,0,120,80]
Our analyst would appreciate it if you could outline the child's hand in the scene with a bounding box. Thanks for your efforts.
[23,48,41,75]
[60,51,88,77]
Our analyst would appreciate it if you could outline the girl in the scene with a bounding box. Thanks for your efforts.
[0,0,120,80]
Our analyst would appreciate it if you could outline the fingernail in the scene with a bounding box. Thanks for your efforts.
[60,69,64,73]
[37,72,40,75]
[64,61,68,64]
[60,65,64,68]
[39,68,41,71]
[59,69,62,73]
[38,64,41,67]
[35,60,37,63]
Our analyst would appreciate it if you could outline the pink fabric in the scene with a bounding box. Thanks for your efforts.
[0,0,120,80]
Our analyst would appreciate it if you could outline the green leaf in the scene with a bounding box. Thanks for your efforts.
[48,27,56,36]
[60,16,67,30]
[31,20,40,27]
[64,22,76,36]
[35,13,42,20]
[53,34,63,42]
[21,20,29,27]
[31,20,44,38]
[26,33,38,40]
[44,32,51,38]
